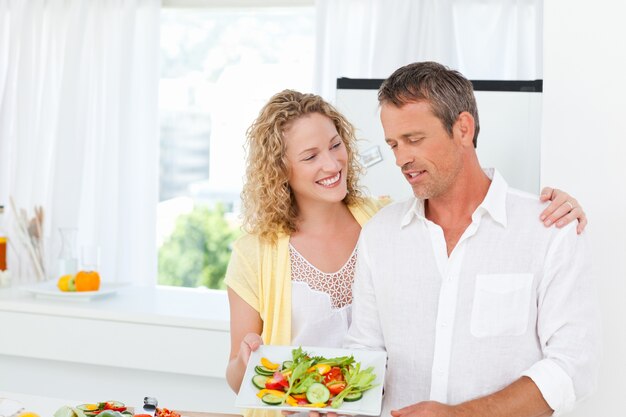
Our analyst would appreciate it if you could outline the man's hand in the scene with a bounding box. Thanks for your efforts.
[388,378,552,417]
[390,401,459,417]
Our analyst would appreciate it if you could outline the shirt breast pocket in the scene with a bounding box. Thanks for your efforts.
[470,273,533,338]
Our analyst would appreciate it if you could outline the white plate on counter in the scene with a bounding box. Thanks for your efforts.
[0,398,24,417]
[22,281,123,301]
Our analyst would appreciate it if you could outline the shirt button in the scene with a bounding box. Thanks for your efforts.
[441,322,447,327]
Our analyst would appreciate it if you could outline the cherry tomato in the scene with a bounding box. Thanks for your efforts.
[326,381,346,395]
[103,403,126,412]
[323,367,343,384]
[265,378,286,391]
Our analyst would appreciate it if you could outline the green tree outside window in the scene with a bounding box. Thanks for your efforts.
[158,204,240,289]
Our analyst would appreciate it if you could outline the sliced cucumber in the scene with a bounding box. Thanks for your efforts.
[306,382,330,404]
[76,404,99,412]
[281,360,293,370]
[344,391,363,402]
[261,394,284,406]
[255,365,275,376]
[252,374,269,389]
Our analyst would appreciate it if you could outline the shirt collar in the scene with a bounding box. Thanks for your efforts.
[401,197,426,227]
[400,168,508,228]
[475,168,508,227]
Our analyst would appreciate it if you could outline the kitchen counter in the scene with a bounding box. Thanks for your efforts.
[0,391,240,417]
[0,284,238,413]
[0,284,230,330]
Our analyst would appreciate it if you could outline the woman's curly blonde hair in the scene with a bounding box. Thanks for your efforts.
[241,89,364,243]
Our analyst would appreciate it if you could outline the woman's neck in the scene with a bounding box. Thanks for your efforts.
[293,199,352,236]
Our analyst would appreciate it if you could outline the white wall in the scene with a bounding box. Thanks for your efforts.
[336,87,543,201]
[541,1,626,415]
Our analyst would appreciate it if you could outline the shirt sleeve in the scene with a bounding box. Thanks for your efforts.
[344,230,386,351]
[521,224,601,414]
[224,234,260,312]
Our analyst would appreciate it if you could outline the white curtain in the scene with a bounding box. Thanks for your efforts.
[0,0,160,285]
[315,0,543,101]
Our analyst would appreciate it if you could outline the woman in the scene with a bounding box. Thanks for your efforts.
[224,90,586,401]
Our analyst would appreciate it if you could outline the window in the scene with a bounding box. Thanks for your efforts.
[157,4,315,289]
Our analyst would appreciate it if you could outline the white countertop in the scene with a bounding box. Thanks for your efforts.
[0,392,239,417]
[0,284,236,413]
[0,283,230,331]
[0,391,80,417]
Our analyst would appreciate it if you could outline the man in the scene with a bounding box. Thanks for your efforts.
[345,62,600,416]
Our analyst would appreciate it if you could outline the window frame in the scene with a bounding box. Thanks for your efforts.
[162,0,314,9]
[157,0,315,297]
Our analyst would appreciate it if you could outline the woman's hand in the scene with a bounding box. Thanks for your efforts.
[540,187,587,234]
[238,332,263,365]
[226,288,263,393]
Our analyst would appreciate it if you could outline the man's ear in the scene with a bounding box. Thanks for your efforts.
[453,112,475,147]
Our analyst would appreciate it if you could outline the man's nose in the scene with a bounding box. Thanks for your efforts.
[393,143,413,168]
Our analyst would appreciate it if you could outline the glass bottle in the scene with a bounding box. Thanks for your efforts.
[0,205,7,271]
[0,205,10,288]
[57,227,78,277]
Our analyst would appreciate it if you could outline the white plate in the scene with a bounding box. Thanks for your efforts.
[22,281,123,301]
[235,345,386,416]
[0,398,24,417]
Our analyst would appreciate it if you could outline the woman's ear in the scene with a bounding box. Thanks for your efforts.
[454,111,476,147]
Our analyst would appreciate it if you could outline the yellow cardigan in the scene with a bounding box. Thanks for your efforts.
[224,198,386,417]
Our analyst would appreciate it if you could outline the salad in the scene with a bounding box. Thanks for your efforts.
[53,401,181,417]
[53,401,131,417]
[251,347,377,409]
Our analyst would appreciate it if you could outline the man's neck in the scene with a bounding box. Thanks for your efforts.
[425,164,492,255]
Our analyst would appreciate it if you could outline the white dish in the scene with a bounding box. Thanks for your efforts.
[22,281,123,301]
[235,345,386,416]
[0,398,24,417]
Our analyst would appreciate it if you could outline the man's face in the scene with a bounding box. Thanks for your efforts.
[381,101,463,200]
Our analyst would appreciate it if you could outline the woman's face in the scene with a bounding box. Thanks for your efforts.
[284,112,349,206]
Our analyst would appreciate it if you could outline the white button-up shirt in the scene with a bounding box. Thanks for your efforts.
[346,169,600,416]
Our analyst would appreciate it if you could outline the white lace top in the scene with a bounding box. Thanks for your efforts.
[290,243,357,347]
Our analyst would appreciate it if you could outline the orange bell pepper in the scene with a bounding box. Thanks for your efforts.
[75,270,101,292]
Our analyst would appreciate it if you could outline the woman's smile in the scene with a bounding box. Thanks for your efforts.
[316,171,341,187]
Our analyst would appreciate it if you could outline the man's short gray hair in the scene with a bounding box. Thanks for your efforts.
[378,61,480,147]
